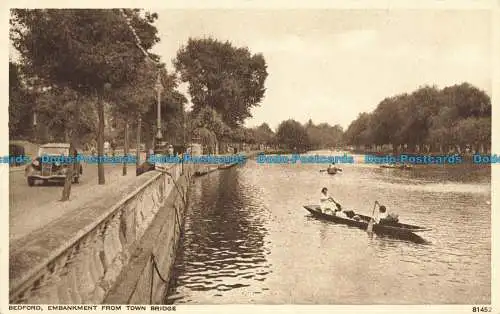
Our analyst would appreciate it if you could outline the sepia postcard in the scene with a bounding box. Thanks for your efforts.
[1,1,498,313]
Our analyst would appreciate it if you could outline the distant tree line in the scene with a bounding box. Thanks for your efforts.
[343,83,491,153]
[226,119,343,153]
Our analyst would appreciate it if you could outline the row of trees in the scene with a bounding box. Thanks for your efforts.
[225,119,344,153]
[343,83,491,153]
[243,83,491,154]
[9,9,271,200]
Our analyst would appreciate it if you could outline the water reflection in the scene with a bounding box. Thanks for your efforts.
[166,168,271,304]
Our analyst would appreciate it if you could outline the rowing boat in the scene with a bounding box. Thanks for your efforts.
[327,168,337,175]
[218,162,238,170]
[380,164,413,170]
[303,205,431,240]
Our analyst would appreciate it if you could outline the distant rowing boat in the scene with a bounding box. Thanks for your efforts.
[327,168,337,175]
[303,205,430,242]
[320,167,342,175]
[380,164,413,170]
[218,162,238,170]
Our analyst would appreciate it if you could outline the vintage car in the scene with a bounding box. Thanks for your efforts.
[25,143,83,186]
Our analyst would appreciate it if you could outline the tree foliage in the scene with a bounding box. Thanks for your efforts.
[190,106,229,140]
[276,119,310,151]
[9,61,34,139]
[10,9,162,186]
[305,119,343,149]
[343,112,372,145]
[11,9,160,94]
[174,37,268,127]
[252,123,275,145]
[344,83,491,149]
[35,87,96,143]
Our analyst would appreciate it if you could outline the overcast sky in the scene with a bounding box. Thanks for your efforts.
[151,9,491,131]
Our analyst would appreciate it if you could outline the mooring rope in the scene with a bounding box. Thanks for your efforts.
[148,167,189,304]
[150,253,169,304]
[155,168,188,208]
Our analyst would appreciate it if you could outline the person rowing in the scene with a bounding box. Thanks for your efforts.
[321,162,342,173]
[319,187,342,215]
[318,187,358,219]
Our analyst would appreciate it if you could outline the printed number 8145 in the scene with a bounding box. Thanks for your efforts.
[472,306,492,312]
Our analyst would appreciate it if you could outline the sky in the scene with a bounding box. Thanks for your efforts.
[8,9,491,131]
[150,9,491,131]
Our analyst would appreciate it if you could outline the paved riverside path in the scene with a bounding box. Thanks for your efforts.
[9,162,140,242]
[9,150,260,242]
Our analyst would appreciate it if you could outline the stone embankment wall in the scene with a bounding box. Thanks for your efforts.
[103,164,192,304]
[9,163,193,304]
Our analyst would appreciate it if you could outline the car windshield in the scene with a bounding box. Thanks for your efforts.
[39,147,69,156]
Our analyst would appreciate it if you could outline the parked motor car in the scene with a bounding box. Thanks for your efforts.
[25,143,83,186]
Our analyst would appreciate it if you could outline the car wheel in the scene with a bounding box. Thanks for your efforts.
[27,177,35,186]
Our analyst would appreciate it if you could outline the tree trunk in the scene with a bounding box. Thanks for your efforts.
[123,120,129,176]
[97,95,105,184]
[61,100,80,201]
[60,141,75,201]
[136,116,141,167]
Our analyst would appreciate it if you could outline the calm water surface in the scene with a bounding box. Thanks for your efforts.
[166,151,491,304]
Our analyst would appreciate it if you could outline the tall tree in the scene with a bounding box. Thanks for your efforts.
[9,61,34,139]
[253,122,275,145]
[276,119,310,152]
[343,112,372,146]
[174,37,268,127]
[11,9,160,184]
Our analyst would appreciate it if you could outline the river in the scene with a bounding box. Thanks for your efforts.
[165,151,491,304]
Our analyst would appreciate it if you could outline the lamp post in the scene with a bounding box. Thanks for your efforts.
[33,110,37,143]
[154,71,163,152]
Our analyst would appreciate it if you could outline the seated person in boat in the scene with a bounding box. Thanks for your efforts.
[343,209,356,219]
[374,201,399,225]
[319,187,341,215]
[328,162,341,173]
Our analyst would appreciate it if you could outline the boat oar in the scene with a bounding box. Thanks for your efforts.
[319,167,343,172]
[367,201,377,233]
